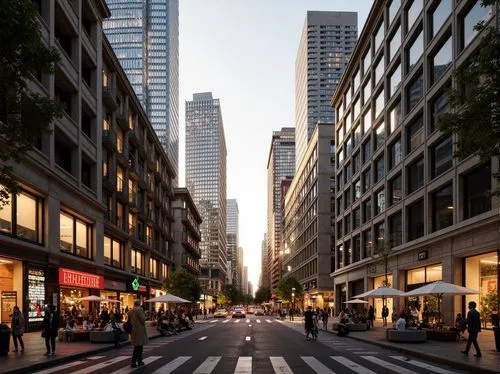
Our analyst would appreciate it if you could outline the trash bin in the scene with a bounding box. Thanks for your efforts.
[0,324,11,356]
[493,326,500,352]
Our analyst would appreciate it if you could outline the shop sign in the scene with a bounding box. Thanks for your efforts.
[417,250,428,261]
[131,277,140,291]
[58,268,104,289]
[138,285,147,293]
[27,268,45,322]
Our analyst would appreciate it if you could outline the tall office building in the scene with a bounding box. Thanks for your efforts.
[295,11,357,168]
[226,199,239,287]
[266,128,295,292]
[243,266,248,295]
[260,234,269,289]
[103,0,180,178]
[185,92,227,298]
[237,246,244,292]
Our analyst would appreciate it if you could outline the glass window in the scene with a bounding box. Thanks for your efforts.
[374,21,385,53]
[375,122,385,150]
[389,138,402,170]
[60,211,92,259]
[131,248,144,275]
[431,136,453,178]
[346,112,352,134]
[337,148,344,166]
[408,199,424,240]
[407,267,426,284]
[344,240,352,266]
[363,79,372,104]
[407,115,424,153]
[389,100,402,133]
[389,64,402,98]
[375,156,385,183]
[337,125,344,146]
[345,86,352,108]
[375,189,385,215]
[430,91,449,133]
[389,24,401,61]
[389,174,403,206]
[345,214,351,235]
[431,0,452,38]
[461,1,492,50]
[0,193,12,235]
[363,49,371,76]
[104,236,111,265]
[363,168,371,193]
[353,152,361,174]
[363,138,372,164]
[375,89,385,118]
[353,69,361,93]
[75,219,89,258]
[375,221,385,243]
[353,124,361,147]
[354,179,361,201]
[363,109,372,133]
[374,57,384,84]
[338,102,344,120]
[363,229,372,258]
[432,184,453,232]
[431,37,452,85]
[408,157,424,193]
[406,74,423,113]
[407,30,423,72]
[406,0,423,32]
[389,0,401,25]
[363,199,372,222]
[464,163,491,219]
[389,212,403,246]
[353,235,361,262]
[60,212,74,253]
[353,98,360,120]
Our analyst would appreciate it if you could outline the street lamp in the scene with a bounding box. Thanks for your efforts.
[291,287,296,321]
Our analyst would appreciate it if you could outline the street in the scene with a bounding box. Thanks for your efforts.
[30,315,466,374]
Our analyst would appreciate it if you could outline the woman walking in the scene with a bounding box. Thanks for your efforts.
[11,306,25,352]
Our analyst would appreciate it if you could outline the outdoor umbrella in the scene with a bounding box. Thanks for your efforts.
[352,286,405,299]
[401,281,479,323]
[79,295,107,302]
[344,299,369,304]
[144,294,191,303]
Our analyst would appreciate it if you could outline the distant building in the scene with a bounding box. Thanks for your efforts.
[237,246,244,292]
[227,199,239,287]
[260,234,268,289]
[248,282,253,297]
[243,266,248,295]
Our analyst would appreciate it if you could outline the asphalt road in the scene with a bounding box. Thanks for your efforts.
[32,315,467,374]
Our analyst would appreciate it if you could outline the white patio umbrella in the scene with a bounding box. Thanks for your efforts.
[344,299,369,304]
[79,295,107,302]
[352,286,405,299]
[144,294,191,303]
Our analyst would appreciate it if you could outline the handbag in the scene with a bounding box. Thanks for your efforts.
[123,321,132,334]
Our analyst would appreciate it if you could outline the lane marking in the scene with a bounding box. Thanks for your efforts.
[270,357,293,374]
[223,319,230,323]
[193,356,222,374]
[390,356,457,374]
[248,324,252,327]
[246,319,250,323]
[256,319,261,323]
[353,352,379,355]
[71,356,130,374]
[234,319,240,323]
[88,356,105,360]
[111,356,161,374]
[33,361,87,374]
[266,319,272,323]
[234,356,252,374]
[301,356,335,373]
[245,336,251,341]
[361,356,418,374]
[153,356,192,374]
[210,319,218,323]
[198,336,208,340]
[330,356,376,374]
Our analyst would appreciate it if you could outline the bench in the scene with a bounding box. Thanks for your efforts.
[58,329,90,342]
[386,329,426,343]
[89,330,128,343]
[332,323,368,332]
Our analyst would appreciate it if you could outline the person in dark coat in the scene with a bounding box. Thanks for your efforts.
[11,306,25,352]
[42,305,59,356]
[461,301,482,357]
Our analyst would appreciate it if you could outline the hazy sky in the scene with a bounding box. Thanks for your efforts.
[178,1,372,292]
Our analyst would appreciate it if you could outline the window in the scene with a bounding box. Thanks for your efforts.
[389,138,402,169]
[407,30,423,72]
[117,166,125,192]
[430,0,452,38]
[363,79,372,104]
[353,152,361,174]
[431,136,452,178]
[337,126,344,145]
[363,138,372,164]
[344,214,351,235]
[354,179,361,201]
[375,122,385,150]
[363,168,371,193]
[344,240,352,266]
[353,235,361,262]
[461,1,492,50]
[374,57,384,84]
[432,184,453,232]
[363,109,372,133]
[131,249,145,275]
[353,69,361,93]
[363,199,372,223]
[375,221,385,244]
[344,188,351,209]
[150,258,158,279]
[408,199,424,240]
[363,49,371,76]
[374,21,385,53]
[345,86,352,108]
[406,0,423,32]
[337,221,343,238]
[104,236,122,268]
[408,157,424,193]
[375,156,385,183]
[60,211,92,259]
[353,124,361,147]
[430,91,449,133]
[389,100,402,133]
[389,64,402,98]
[389,0,401,25]
[162,263,168,280]
[363,229,372,258]
[375,89,385,118]
[389,24,401,61]
[0,189,43,244]
[353,98,360,120]
[407,74,423,114]
[431,37,452,86]
[353,208,361,229]
[463,163,491,219]
[337,148,344,165]
[407,115,424,152]
[375,189,385,215]
[389,212,403,246]
[389,174,403,206]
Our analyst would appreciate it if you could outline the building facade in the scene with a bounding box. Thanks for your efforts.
[243,266,248,295]
[237,246,244,292]
[266,128,296,292]
[282,123,336,309]
[260,234,269,289]
[226,199,239,287]
[185,92,227,299]
[295,11,358,169]
[331,0,499,324]
[103,0,180,179]
[171,188,202,276]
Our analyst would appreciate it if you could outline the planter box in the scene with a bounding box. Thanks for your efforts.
[387,329,426,343]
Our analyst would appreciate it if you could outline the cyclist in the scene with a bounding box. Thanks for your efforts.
[304,306,314,341]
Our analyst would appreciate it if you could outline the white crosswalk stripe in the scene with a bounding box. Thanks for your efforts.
[270,357,293,374]
[256,319,261,323]
[192,356,222,373]
[32,360,87,374]
[246,319,250,323]
[210,319,218,323]
[234,319,241,323]
[390,356,457,374]
[330,356,376,374]
[361,356,418,374]
[266,319,272,323]
[223,319,230,323]
[111,356,162,374]
[234,356,252,374]
[152,356,191,374]
[301,356,335,373]
[71,356,130,374]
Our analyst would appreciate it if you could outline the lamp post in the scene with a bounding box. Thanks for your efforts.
[291,287,296,321]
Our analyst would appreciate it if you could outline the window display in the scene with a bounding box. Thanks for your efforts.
[28,268,45,322]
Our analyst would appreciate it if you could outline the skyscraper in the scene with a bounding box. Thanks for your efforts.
[260,234,268,289]
[266,128,295,292]
[185,92,227,298]
[226,199,239,287]
[295,11,357,168]
[103,0,180,178]
[243,266,248,295]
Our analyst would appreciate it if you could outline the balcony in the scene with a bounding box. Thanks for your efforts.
[128,157,139,178]
[102,128,117,151]
[116,176,128,202]
[103,83,117,109]
[102,174,116,191]
[182,233,201,259]
[182,211,201,240]
[128,128,139,147]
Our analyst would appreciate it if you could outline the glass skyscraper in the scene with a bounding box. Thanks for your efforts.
[103,0,179,179]
[185,92,227,297]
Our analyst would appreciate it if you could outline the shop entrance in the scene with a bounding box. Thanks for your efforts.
[0,257,23,326]
[373,274,393,320]
[405,264,442,323]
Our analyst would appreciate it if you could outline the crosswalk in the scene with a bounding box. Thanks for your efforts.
[32,354,458,374]
[197,318,272,324]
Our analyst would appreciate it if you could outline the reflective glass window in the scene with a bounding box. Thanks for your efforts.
[389,212,403,246]
[407,115,424,153]
[375,122,385,150]
[375,89,385,118]
[431,136,453,178]
[432,184,454,232]
[430,91,449,133]
[462,1,492,50]
[374,21,385,53]
[363,109,372,133]
[407,29,423,72]
[389,174,403,206]
[431,0,452,38]
[375,156,385,183]
[389,0,401,25]
[406,0,423,32]
[464,163,491,219]
[431,37,452,85]
[389,100,402,133]
[408,199,424,240]
[389,64,402,98]
[363,78,372,104]
[374,57,384,84]
[363,49,371,76]
[408,157,424,193]
[389,24,401,61]
[406,74,423,113]
[375,189,385,215]
[390,138,402,169]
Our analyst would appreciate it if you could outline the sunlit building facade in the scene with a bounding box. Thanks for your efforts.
[226,199,239,287]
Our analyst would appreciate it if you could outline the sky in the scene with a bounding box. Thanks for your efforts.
[178,0,372,292]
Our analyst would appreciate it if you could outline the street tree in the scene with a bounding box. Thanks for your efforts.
[242,293,254,306]
[219,284,243,306]
[276,276,303,303]
[0,0,63,205]
[370,238,393,308]
[254,287,271,304]
[163,269,202,304]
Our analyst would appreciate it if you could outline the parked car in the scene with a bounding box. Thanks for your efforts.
[214,309,228,318]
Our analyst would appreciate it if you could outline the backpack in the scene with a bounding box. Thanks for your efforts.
[123,321,132,334]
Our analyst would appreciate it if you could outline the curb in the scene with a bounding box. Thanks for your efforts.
[1,333,163,374]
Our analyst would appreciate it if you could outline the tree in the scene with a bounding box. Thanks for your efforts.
[0,0,63,205]
[218,284,243,307]
[254,287,271,304]
[370,238,394,308]
[163,269,202,304]
[437,1,500,166]
[481,287,498,328]
[242,294,254,306]
[276,276,303,303]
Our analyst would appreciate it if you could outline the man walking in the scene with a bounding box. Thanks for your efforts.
[42,305,59,356]
[461,301,482,357]
[128,300,148,367]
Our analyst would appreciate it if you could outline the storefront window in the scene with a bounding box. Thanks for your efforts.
[373,274,393,319]
[0,257,23,325]
[406,264,443,322]
[466,252,499,328]
[131,248,145,276]
[27,268,45,323]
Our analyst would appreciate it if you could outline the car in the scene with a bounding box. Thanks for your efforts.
[214,309,227,318]
[232,308,246,318]
[255,308,264,316]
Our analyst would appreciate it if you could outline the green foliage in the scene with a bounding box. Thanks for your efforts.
[276,276,303,303]
[218,284,243,306]
[254,287,271,304]
[437,1,500,164]
[370,238,393,287]
[0,0,63,205]
[481,287,499,327]
[242,293,254,305]
[163,269,202,304]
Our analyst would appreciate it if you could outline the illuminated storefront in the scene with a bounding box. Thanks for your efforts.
[405,264,442,321]
[0,257,23,326]
[373,275,393,320]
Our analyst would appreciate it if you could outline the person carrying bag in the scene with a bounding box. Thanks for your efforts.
[11,306,25,352]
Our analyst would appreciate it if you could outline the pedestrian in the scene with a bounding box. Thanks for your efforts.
[367,306,375,329]
[10,306,25,352]
[381,305,389,327]
[490,307,499,327]
[461,301,482,357]
[289,308,294,321]
[203,308,207,320]
[42,305,59,356]
[128,299,148,368]
[322,308,329,330]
